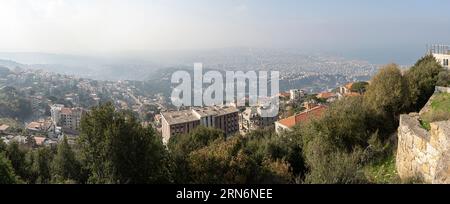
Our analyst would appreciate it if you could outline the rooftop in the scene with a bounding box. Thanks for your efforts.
[26,122,42,130]
[26,120,52,131]
[34,137,47,146]
[60,108,73,115]
[192,106,238,117]
[345,83,354,90]
[278,92,291,98]
[162,106,239,125]
[277,105,327,129]
[317,92,336,99]
[161,110,199,125]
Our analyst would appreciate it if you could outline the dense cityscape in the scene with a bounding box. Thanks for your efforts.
[0,50,382,149]
[1,4,450,201]
[0,47,449,185]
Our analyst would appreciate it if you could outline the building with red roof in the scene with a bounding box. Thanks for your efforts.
[275,105,327,134]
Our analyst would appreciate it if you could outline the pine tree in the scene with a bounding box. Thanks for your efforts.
[0,153,18,184]
[52,136,81,183]
[31,147,53,184]
[5,142,30,182]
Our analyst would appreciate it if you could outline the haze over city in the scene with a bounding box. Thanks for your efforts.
[1,0,450,189]
[1,0,450,64]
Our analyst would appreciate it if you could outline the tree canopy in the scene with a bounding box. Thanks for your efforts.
[0,153,18,184]
[405,55,444,111]
[78,102,170,184]
[364,64,410,117]
[52,136,82,183]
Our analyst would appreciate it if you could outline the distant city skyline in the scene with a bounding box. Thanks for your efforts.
[0,0,449,64]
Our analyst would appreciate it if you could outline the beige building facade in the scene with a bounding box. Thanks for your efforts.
[161,106,239,144]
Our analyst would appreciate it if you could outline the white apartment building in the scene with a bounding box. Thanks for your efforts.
[239,106,278,134]
[429,44,450,69]
[289,89,304,102]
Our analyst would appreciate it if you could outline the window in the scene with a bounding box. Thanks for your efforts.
[445,59,449,66]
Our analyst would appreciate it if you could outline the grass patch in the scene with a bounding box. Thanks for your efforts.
[419,120,431,131]
[364,154,400,184]
[430,93,450,112]
[420,93,450,130]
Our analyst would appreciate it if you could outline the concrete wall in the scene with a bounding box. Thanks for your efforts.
[396,114,450,183]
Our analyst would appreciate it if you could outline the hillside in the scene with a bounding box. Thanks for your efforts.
[0,87,32,121]
[0,59,26,70]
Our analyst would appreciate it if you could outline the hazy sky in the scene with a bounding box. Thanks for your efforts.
[1,0,449,61]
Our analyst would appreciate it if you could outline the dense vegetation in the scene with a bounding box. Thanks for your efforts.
[0,86,32,121]
[350,81,369,94]
[0,55,448,184]
[406,55,449,112]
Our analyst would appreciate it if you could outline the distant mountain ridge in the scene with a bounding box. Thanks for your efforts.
[0,53,162,81]
[0,59,27,70]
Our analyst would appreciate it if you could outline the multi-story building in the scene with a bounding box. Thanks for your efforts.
[50,104,85,132]
[161,106,239,144]
[240,106,278,134]
[30,95,45,118]
[289,89,304,102]
[50,104,64,125]
[429,44,450,69]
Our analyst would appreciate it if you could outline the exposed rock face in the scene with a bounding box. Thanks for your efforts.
[396,113,450,183]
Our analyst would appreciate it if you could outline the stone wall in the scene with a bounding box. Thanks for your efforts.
[396,114,450,183]
[435,86,450,94]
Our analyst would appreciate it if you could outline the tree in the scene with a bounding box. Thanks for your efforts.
[168,126,225,155]
[293,95,394,183]
[0,86,32,120]
[5,142,30,182]
[263,131,306,178]
[52,136,81,183]
[78,102,170,184]
[0,153,18,184]
[0,139,6,153]
[168,126,225,183]
[30,147,53,184]
[168,127,298,184]
[364,64,410,117]
[299,96,383,151]
[187,136,288,184]
[351,81,369,94]
[405,55,444,111]
[436,70,450,87]
[302,136,367,184]
[260,159,294,184]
